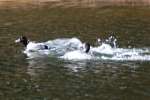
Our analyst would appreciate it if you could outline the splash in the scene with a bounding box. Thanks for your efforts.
[23,37,150,61]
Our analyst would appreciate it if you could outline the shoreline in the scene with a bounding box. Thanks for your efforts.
[0,0,150,8]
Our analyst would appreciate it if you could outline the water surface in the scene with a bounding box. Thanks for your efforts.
[0,5,150,100]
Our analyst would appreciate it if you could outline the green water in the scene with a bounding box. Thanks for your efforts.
[0,6,150,100]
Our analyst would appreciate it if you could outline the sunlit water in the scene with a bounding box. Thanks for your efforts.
[0,5,150,100]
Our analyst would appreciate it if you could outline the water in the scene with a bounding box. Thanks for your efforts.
[0,5,150,100]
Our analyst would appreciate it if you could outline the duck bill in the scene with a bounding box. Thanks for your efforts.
[15,38,21,43]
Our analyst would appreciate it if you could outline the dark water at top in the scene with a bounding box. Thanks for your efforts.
[0,5,150,100]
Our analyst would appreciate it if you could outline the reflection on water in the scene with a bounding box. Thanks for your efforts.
[25,57,150,100]
[0,4,150,100]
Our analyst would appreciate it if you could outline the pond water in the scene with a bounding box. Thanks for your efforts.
[0,5,150,100]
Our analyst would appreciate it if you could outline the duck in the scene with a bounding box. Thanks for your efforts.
[15,36,49,52]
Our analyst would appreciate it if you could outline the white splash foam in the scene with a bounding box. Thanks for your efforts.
[24,49,50,59]
[91,43,114,55]
[60,50,92,60]
[22,37,150,61]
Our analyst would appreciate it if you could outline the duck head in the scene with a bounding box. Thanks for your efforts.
[84,43,90,53]
[15,36,29,47]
